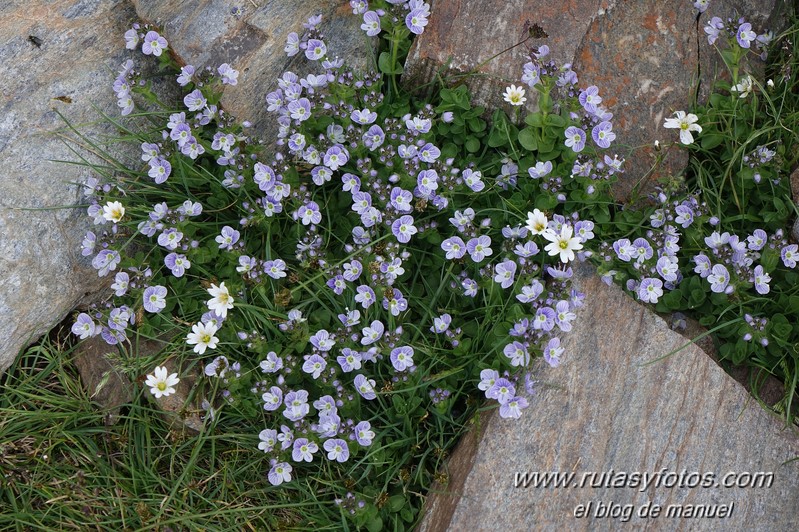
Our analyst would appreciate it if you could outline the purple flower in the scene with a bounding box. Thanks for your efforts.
[292,438,319,462]
[124,28,139,50]
[462,168,485,191]
[499,396,529,419]
[327,275,346,295]
[461,278,478,297]
[176,65,195,86]
[363,125,385,150]
[183,89,206,112]
[260,351,284,373]
[478,369,499,393]
[737,22,757,48]
[418,143,441,163]
[268,462,292,486]
[704,17,724,44]
[342,173,361,192]
[264,259,287,279]
[361,320,385,345]
[148,157,172,184]
[631,237,653,263]
[351,107,378,124]
[305,39,327,60]
[707,264,730,293]
[578,86,602,113]
[80,231,96,257]
[72,313,97,339]
[747,229,767,251]
[406,8,429,34]
[354,374,377,400]
[383,288,408,316]
[554,300,576,332]
[297,201,322,226]
[310,329,335,352]
[354,285,376,308]
[564,126,586,152]
[323,145,349,170]
[262,386,283,411]
[441,236,467,260]
[591,121,615,148]
[466,235,493,262]
[656,256,678,282]
[216,226,240,250]
[486,378,515,405]
[544,337,564,367]
[163,252,189,277]
[637,277,663,304]
[693,254,712,278]
[217,63,239,85]
[302,354,328,379]
[753,265,771,295]
[532,307,556,331]
[142,31,167,56]
[391,215,417,243]
[390,187,413,212]
[674,205,694,228]
[354,420,374,446]
[141,285,166,313]
[782,244,798,268]
[92,249,121,277]
[390,346,415,372]
[493,260,517,289]
[361,11,380,37]
[324,438,350,462]
[343,260,362,282]
[528,161,552,179]
[288,98,312,122]
[516,280,544,303]
[283,390,310,421]
[110,272,129,297]
[503,341,529,367]
[417,169,439,195]
[337,348,363,373]
[431,313,451,334]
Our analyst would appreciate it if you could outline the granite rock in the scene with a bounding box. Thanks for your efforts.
[405,0,788,200]
[0,0,136,372]
[419,264,799,531]
[132,0,374,142]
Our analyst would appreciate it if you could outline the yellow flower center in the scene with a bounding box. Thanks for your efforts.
[559,241,568,249]
[157,382,167,391]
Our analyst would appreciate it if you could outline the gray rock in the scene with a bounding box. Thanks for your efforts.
[419,264,799,531]
[132,0,374,142]
[0,0,136,372]
[405,0,788,200]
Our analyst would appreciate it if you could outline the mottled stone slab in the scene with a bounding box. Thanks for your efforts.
[405,0,786,200]
[0,0,135,371]
[133,0,374,141]
[419,264,799,531]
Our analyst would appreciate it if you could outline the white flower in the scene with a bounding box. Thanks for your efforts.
[186,321,219,355]
[503,84,527,106]
[102,201,125,223]
[525,209,548,235]
[144,366,180,398]
[542,224,583,263]
[206,281,234,318]
[732,75,754,98]
[663,111,702,145]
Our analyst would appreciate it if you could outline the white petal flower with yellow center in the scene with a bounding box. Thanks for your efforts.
[186,321,219,354]
[144,366,180,398]
[206,281,234,318]
[663,110,702,145]
[542,224,583,263]
[102,201,125,223]
[503,84,527,106]
[525,209,548,236]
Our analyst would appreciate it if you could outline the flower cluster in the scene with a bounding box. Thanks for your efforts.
[72,5,628,493]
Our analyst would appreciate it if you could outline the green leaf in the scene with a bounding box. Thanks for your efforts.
[378,52,403,75]
[518,128,538,151]
[388,495,406,513]
[465,137,481,153]
[700,134,725,150]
